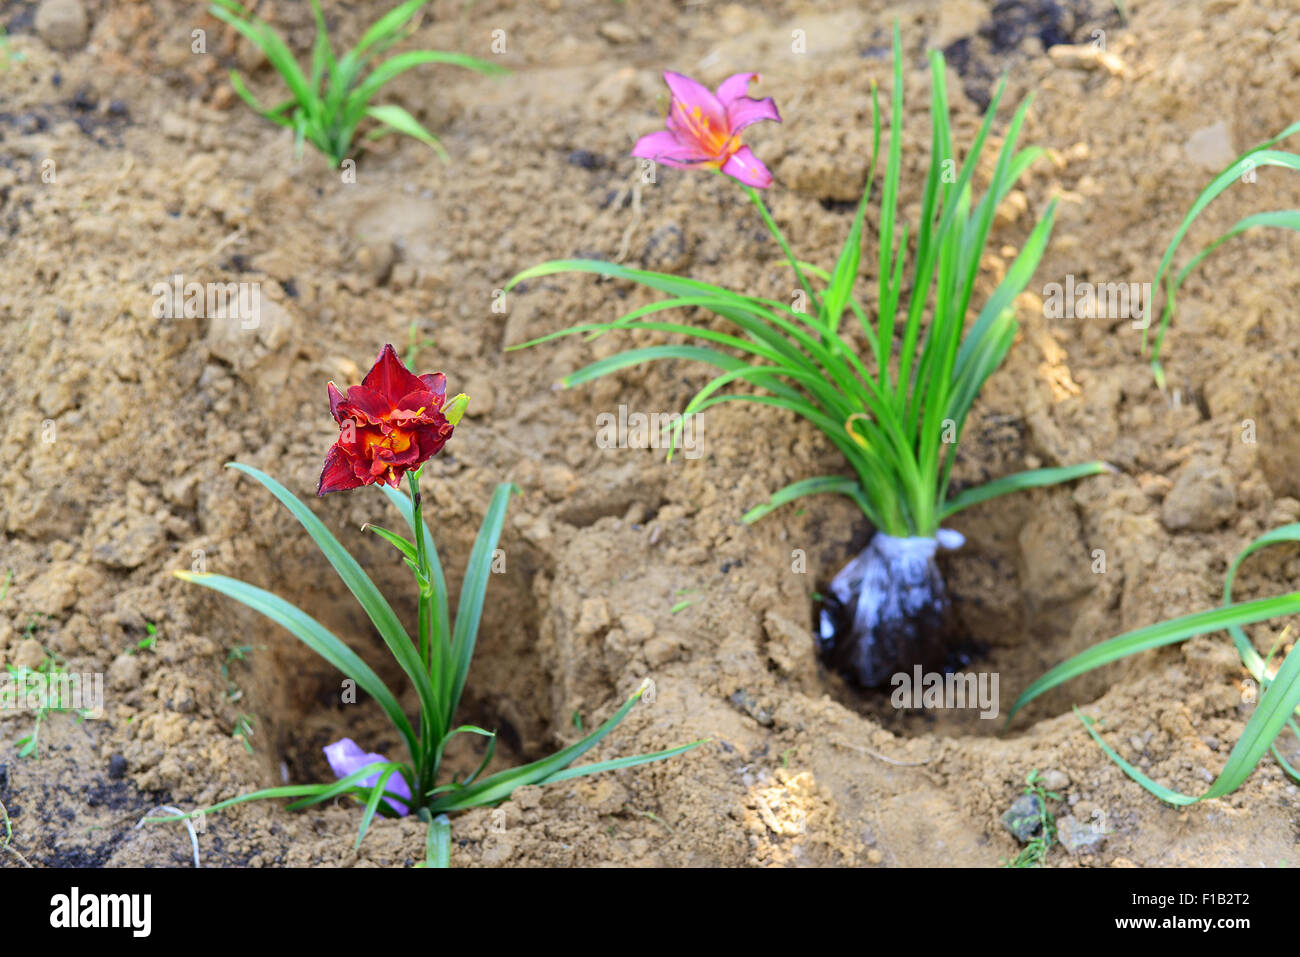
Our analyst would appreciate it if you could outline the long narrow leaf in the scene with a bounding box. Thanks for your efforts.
[225,464,438,735]
[176,572,418,759]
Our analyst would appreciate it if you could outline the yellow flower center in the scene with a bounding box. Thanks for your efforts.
[675,102,740,163]
[363,427,413,456]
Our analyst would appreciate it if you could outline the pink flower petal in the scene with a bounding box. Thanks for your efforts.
[663,71,728,149]
[726,95,781,135]
[720,145,773,188]
[715,72,760,106]
[663,71,725,123]
[632,130,713,166]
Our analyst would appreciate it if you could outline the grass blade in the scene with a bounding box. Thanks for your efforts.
[365,104,448,161]
[225,464,438,734]
[176,572,418,760]
[939,461,1110,521]
[742,475,869,524]
[446,484,515,719]
[1007,592,1300,722]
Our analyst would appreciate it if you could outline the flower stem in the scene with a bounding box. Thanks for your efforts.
[744,185,822,314]
[407,469,439,800]
[408,471,432,672]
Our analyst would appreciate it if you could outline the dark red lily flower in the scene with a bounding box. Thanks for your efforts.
[318,344,455,496]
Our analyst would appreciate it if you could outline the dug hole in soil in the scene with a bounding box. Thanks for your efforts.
[2,0,1299,866]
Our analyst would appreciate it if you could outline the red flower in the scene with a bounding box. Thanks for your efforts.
[318,344,454,496]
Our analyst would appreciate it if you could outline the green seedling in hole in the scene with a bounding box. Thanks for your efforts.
[404,320,435,369]
[7,649,95,759]
[173,462,702,863]
[572,710,583,731]
[222,645,256,702]
[233,714,256,754]
[130,622,158,654]
[1001,769,1060,868]
[0,569,13,603]
[671,586,698,614]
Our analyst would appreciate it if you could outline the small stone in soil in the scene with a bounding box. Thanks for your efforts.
[566,149,604,170]
[1038,769,1070,791]
[1057,814,1108,854]
[1001,793,1043,843]
[35,0,89,51]
[729,689,774,727]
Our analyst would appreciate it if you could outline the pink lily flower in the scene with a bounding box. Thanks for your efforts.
[632,71,781,188]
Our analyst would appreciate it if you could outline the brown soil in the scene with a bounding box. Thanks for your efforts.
[2,0,1299,868]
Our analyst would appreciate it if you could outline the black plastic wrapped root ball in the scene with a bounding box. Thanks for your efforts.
[818,529,965,688]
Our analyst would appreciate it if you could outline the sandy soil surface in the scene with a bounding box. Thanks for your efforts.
[2,0,1299,867]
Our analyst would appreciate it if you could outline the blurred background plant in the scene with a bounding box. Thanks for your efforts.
[1009,523,1300,803]
[1146,120,1300,389]
[211,0,506,166]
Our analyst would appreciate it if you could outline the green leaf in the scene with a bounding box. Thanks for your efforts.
[176,571,418,760]
[353,0,427,60]
[422,813,451,868]
[429,685,691,812]
[742,475,870,524]
[209,2,319,124]
[346,50,505,119]
[365,104,448,161]
[224,464,438,740]
[356,765,407,847]
[1076,637,1300,804]
[362,522,417,561]
[379,482,451,671]
[939,461,1111,521]
[1007,592,1300,722]
[539,739,707,785]
[1147,138,1300,376]
[446,484,515,720]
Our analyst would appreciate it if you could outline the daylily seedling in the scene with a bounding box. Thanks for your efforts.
[1145,119,1300,389]
[211,0,507,166]
[1009,522,1300,804]
[511,26,1106,687]
[173,345,700,865]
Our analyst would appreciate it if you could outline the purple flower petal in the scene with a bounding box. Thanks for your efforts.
[715,72,759,107]
[323,737,411,816]
[631,129,714,168]
[720,145,774,188]
[663,71,726,127]
[725,95,781,135]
